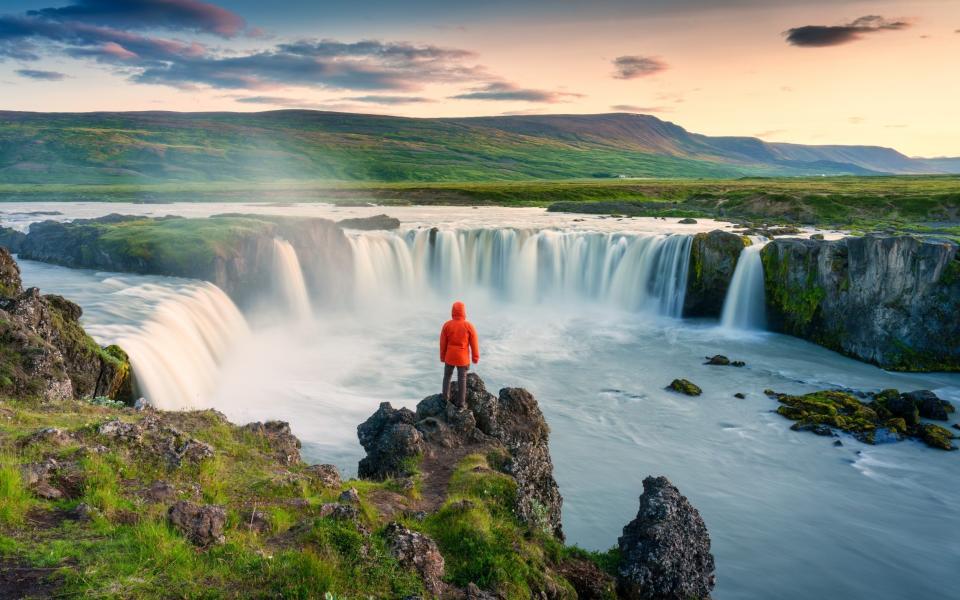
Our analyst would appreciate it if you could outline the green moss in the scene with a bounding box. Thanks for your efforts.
[667,378,702,396]
[917,424,957,451]
[761,247,826,335]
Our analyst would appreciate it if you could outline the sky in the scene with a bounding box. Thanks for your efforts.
[0,0,958,157]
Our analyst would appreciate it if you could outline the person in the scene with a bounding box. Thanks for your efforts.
[440,301,479,408]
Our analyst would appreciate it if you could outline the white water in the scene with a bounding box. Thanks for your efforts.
[10,206,960,600]
[720,243,768,331]
[118,284,250,410]
[272,239,312,320]
[350,229,692,317]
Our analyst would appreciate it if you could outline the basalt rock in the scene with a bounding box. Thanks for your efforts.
[684,231,750,317]
[357,374,564,540]
[305,463,342,488]
[241,421,302,466]
[761,234,960,371]
[384,522,446,598]
[667,379,702,396]
[617,476,715,600]
[168,501,227,546]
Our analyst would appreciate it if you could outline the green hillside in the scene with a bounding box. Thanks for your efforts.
[1,110,954,184]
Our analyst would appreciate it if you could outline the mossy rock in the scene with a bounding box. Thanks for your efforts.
[667,379,702,396]
[917,423,957,451]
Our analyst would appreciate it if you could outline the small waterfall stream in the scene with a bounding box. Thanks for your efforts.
[272,239,312,320]
[118,283,250,410]
[720,243,767,331]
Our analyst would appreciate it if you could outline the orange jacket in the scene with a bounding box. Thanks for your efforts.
[440,301,479,367]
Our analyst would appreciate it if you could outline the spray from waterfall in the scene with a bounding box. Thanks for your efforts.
[720,243,767,331]
[118,283,250,410]
[272,239,312,320]
[347,229,693,317]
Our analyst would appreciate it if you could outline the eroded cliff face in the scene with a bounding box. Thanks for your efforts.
[16,214,353,308]
[684,230,749,317]
[761,234,960,371]
[0,249,131,401]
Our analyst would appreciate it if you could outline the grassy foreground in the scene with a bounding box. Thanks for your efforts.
[0,398,614,599]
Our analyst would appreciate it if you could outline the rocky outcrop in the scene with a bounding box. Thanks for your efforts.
[0,249,132,401]
[617,476,715,600]
[17,214,353,308]
[241,421,302,466]
[684,230,749,317]
[357,374,564,539]
[761,234,960,371]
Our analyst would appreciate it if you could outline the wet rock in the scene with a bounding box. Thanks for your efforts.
[810,233,825,240]
[704,355,730,366]
[917,423,956,451]
[617,476,715,600]
[339,487,361,504]
[873,389,919,426]
[678,218,698,224]
[733,393,746,399]
[685,231,749,317]
[833,440,844,447]
[384,522,445,598]
[953,424,960,431]
[305,464,342,488]
[241,421,301,465]
[790,422,835,436]
[133,397,149,411]
[667,379,702,396]
[731,361,745,368]
[168,501,226,546]
[358,374,564,540]
[905,390,954,421]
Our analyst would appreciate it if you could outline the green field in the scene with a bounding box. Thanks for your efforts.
[1,175,958,233]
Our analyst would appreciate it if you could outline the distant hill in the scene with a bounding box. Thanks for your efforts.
[0,110,955,183]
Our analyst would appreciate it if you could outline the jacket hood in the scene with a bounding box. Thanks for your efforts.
[451,301,466,320]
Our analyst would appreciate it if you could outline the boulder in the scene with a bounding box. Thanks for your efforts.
[384,522,446,598]
[904,390,954,421]
[305,464,342,488]
[678,218,698,224]
[337,214,401,230]
[917,424,956,451]
[557,558,617,599]
[667,379,702,396]
[168,501,226,546]
[703,355,729,366]
[357,374,564,540]
[241,421,301,465]
[143,480,178,503]
[617,476,715,600]
[339,487,361,504]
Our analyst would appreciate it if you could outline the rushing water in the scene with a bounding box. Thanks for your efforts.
[273,238,313,320]
[720,243,768,331]
[10,205,960,600]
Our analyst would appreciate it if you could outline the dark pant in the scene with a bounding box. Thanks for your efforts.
[443,363,469,407]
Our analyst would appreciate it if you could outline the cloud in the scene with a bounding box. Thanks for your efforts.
[28,0,245,37]
[784,15,910,47]
[449,81,581,102]
[610,104,668,113]
[612,55,667,79]
[754,129,787,138]
[16,68,67,80]
[342,95,434,104]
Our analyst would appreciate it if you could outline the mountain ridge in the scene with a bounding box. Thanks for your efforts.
[0,109,955,183]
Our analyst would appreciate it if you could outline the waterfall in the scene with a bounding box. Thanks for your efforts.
[720,243,767,331]
[272,239,312,320]
[347,229,693,318]
[118,283,250,410]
